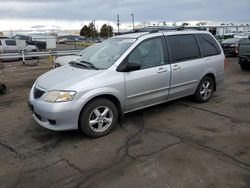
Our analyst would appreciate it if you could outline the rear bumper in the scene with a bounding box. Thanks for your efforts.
[216,71,224,87]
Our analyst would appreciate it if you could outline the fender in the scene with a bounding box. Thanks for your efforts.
[74,87,126,116]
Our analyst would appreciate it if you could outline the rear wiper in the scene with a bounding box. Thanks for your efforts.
[79,61,99,70]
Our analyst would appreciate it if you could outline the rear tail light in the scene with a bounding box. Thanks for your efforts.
[224,58,228,70]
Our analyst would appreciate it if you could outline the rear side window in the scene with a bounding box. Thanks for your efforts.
[196,34,221,57]
[0,40,2,46]
[167,34,200,63]
[5,40,16,46]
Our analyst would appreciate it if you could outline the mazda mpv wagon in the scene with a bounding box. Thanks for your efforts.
[28,30,225,137]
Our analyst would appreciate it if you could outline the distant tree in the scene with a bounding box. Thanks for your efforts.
[80,22,98,38]
[80,25,90,37]
[88,22,98,38]
[100,24,113,38]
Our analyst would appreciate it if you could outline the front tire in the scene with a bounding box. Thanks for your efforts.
[79,98,118,138]
[194,77,214,103]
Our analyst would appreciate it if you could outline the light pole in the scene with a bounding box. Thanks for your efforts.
[131,14,135,30]
[117,14,120,34]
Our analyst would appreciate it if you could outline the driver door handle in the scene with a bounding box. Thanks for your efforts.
[157,67,168,73]
[172,65,181,71]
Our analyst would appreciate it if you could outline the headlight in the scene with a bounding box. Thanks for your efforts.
[44,91,76,102]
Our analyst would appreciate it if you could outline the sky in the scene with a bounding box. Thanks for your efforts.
[0,0,250,32]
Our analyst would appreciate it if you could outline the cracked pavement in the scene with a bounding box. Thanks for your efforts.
[0,58,250,188]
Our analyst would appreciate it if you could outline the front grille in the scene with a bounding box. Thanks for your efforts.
[34,87,45,99]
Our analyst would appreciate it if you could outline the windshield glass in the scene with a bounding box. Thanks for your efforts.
[78,44,98,56]
[77,38,136,69]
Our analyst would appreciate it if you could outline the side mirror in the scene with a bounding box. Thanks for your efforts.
[125,62,141,72]
[116,60,141,72]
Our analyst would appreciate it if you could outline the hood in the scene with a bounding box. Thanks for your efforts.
[36,65,102,91]
[55,55,80,66]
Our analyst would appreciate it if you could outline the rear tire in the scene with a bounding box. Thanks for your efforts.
[194,77,214,103]
[79,98,118,138]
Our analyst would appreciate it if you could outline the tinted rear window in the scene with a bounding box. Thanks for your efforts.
[196,34,221,57]
[5,40,16,46]
[167,34,200,63]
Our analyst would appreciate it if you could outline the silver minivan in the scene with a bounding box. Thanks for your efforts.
[28,30,225,137]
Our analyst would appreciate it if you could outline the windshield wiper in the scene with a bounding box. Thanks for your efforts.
[69,61,90,69]
[79,61,99,70]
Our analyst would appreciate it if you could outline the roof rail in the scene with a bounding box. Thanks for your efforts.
[116,26,206,35]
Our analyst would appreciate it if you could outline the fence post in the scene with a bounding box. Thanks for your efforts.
[0,52,3,69]
[22,50,25,65]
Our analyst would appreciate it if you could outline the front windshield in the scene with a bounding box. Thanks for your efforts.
[77,38,136,69]
[78,44,98,56]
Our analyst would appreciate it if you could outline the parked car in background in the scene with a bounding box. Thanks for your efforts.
[13,35,47,51]
[54,44,98,67]
[29,30,225,137]
[238,36,250,70]
[221,38,249,56]
[57,35,85,44]
[0,38,37,53]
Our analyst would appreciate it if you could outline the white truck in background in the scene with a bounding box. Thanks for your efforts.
[0,38,37,53]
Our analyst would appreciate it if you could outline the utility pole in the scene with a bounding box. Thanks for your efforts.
[117,14,120,34]
[131,14,135,30]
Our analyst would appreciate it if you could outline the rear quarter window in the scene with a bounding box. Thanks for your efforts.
[196,34,221,57]
[167,34,200,63]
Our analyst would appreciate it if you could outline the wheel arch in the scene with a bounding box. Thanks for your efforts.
[202,73,217,91]
[78,94,123,129]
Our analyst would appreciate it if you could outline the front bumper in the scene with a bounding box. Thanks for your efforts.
[28,87,81,131]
